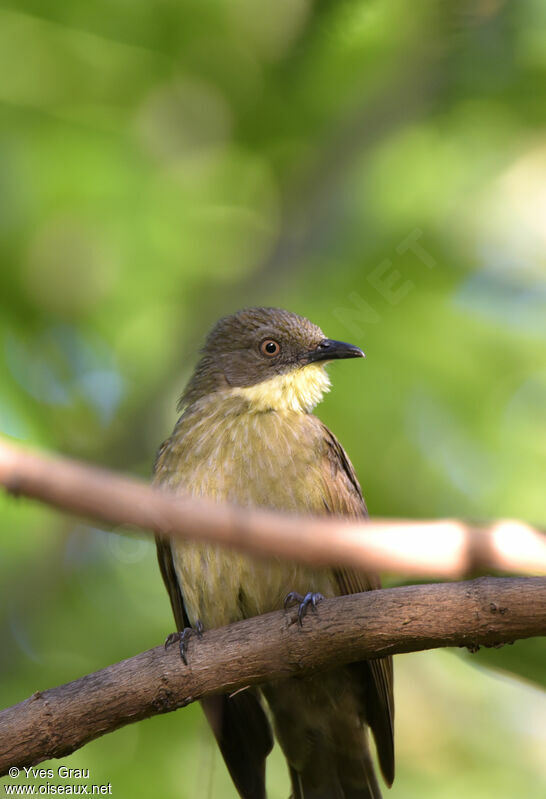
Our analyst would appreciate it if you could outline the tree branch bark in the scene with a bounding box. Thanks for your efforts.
[0,438,544,577]
[0,577,544,775]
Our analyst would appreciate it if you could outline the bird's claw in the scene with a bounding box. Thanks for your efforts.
[284,591,324,626]
[164,620,204,665]
[284,591,304,610]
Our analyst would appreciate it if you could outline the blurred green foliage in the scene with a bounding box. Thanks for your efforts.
[0,0,545,797]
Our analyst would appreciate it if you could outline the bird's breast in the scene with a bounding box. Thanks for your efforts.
[155,400,335,628]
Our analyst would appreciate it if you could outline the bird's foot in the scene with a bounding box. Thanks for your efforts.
[164,620,204,665]
[284,591,324,626]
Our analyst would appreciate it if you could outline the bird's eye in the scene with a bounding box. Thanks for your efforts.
[260,339,281,357]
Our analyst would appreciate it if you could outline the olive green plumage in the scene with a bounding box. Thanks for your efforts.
[154,307,394,799]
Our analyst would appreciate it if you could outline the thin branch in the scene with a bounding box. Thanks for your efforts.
[1,577,544,774]
[0,438,544,577]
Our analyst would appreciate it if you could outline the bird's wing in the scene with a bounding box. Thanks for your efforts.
[156,534,190,630]
[154,448,273,799]
[318,421,395,787]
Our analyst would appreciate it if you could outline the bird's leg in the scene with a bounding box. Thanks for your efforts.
[164,620,204,665]
[284,591,324,626]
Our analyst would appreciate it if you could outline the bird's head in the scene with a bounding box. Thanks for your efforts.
[180,307,364,413]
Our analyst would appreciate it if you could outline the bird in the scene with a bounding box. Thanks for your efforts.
[154,306,394,799]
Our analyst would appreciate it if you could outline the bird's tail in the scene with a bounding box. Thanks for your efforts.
[288,749,383,799]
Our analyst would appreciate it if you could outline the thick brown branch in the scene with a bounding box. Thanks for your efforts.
[1,577,545,774]
[0,438,544,577]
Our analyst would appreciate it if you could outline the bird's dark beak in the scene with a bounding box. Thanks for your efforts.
[307,338,365,363]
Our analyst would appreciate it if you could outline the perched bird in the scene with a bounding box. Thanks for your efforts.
[154,307,394,799]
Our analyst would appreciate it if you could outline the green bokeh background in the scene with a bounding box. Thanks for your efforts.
[0,1,545,797]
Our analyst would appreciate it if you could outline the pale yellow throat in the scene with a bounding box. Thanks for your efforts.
[230,363,331,413]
